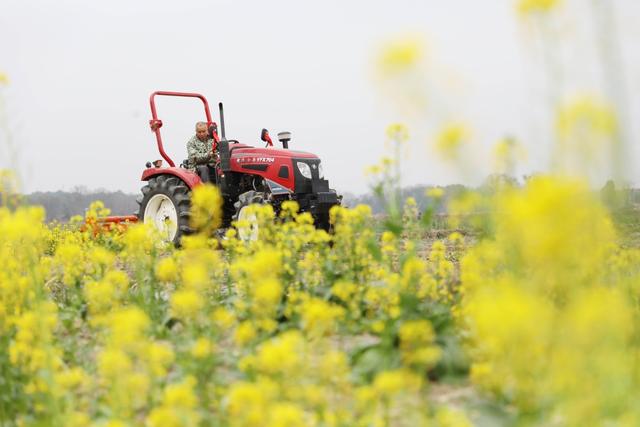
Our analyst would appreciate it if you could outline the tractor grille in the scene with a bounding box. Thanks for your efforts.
[292,158,322,194]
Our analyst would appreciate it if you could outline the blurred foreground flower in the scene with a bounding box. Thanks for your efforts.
[189,183,222,234]
[425,187,444,199]
[0,72,8,86]
[385,123,409,144]
[517,0,561,15]
[377,36,426,76]
[554,95,618,181]
[0,170,21,207]
[434,123,471,162]
[556,95,617,139]
[493,137,526,176]
[375,35,432,116]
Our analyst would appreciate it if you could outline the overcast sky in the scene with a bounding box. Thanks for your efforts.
[1,0,638,195]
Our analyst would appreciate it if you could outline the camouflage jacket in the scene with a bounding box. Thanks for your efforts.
[186,135,214,168]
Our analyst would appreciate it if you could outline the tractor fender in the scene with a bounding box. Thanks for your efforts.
[141,167,202,189]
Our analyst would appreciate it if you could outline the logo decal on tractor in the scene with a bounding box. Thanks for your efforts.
[236,157,275,164]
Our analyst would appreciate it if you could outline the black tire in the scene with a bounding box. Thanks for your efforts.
[135,175,192,245]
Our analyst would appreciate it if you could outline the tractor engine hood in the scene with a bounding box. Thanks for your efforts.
[228,145,323,194]
[230,146,318,160]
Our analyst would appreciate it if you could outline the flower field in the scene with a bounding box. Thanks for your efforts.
[3,1,640,425]
[1,175,640,427]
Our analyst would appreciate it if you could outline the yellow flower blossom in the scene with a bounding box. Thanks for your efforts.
[517,0,561,15]
[171,289,205,320]
[299,298,345,338]
[252,278,282,310]
[267,402,310,427]
[212,307,236,329]
[434,123,470,162]
[385,123,409,144]
[234,321,257,346]
[373,369,422,397]
[181,262,208,292]
[109,307,150,349]
[189,183,223,234]
[191,337,214,359]
[398,319,441,368]
[147,342,175,377]
[147,376,200,427]
[98,349,132,379]
[226,379,278,426]
[426,187,444,199]
[377,35,426,76]
[155,257,179,282]
[251,331,304,376]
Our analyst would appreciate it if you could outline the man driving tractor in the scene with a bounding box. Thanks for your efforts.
[186,121,215,182]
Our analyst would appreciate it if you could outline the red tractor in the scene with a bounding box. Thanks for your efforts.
[135,91,340,243]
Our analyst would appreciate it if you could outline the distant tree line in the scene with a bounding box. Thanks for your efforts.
[341,184,467,215]
[25,189,138,222]
[14,177,640,223]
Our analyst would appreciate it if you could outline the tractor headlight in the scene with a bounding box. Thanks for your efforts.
[318,163,324,179]
[297,162,312,179]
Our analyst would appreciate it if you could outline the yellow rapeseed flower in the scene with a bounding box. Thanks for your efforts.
[164,376,198,408]
[170,289,204,320]
[300,298,345,338]
[386,123,409,144]
[55,367,88,391]
[212,307,236,329]
[331,281,358,303]
[517,0,561,16]
[554,95,618,181]
[191,337,215,359]
[98,349,132,378]
[556,95,617,139]
[435,407,473,427]
[398,319,441,368]
[252,278,282,309]
[182,262,208,292]
[253,331,304,376]
[373,369,422,397]
[434,123,470,162]
[155,257,179,282]
[190,183,223,233]
[377,35,426,76]
[267,402,309,427]
[234,321,257,346]
[426,187,444,199]
[226,380,277,425]
[146,342,175,377]
[109,307,150,348]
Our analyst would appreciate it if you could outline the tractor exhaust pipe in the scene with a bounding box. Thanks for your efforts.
[218,102,226,140]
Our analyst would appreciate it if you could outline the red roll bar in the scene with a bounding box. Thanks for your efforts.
[149,91,218,167]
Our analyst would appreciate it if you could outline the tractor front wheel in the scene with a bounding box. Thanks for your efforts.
[136,175,192,245]
[233,191,266,242]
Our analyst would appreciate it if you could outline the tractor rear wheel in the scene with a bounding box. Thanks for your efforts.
[136,175,192,245]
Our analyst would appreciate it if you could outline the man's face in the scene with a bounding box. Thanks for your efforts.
[196,125,208,142]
